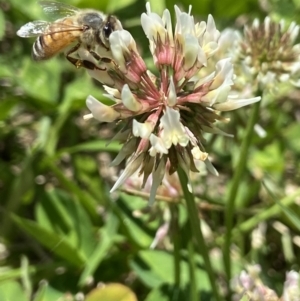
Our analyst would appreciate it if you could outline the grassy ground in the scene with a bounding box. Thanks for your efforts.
[1,0,300,300]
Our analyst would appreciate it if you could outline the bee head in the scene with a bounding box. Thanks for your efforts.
[81,12,122,50]
[82,13,103,30]
[103,15,123,38]
[97,15,122,49]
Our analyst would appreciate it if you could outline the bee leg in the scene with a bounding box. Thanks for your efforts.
[81,60,107,71]
[67,56,83,68]
[65,43,83,69]
[89,51,112,64]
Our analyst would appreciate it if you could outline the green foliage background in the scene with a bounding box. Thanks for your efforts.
[1,0,300,300]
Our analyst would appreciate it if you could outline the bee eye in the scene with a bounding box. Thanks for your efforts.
[103,23,112,38]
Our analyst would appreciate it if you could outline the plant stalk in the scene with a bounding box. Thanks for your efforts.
[170,204,181,290]
[188,241,199,301]
[223,100,261,290]
[178,168,221,301]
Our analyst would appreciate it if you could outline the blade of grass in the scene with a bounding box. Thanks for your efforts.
[43,157,99,221]
[215,187,300,245]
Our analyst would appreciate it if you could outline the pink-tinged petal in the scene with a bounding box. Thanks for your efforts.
[213,96,261,111]
[86,95,119,122]
[121,84,142,112]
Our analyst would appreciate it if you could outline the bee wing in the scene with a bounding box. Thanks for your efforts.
[39,1,80,18]
[17,20,84,38]
[17,20,51,37]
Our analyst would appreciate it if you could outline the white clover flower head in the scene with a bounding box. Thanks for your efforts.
[81,3,260,204]
[236,16,300,90]
[283,271,300,301]
[231,265,279,301]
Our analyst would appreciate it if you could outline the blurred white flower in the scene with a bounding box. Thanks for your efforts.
[232,265,300,301]
[229,17,300,92]
[283,271,300,301]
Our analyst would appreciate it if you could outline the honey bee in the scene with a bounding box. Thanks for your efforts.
[17,1,122,69]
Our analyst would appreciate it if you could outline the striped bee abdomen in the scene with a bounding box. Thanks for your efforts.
[32,20,82,61]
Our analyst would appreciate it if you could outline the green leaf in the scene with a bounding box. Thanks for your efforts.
[130,250,210,289]
[249,142,284,177]
[283,123,300,153]
[0,98,18,121]
[147,0,165,15]
[0,9,5,41]
[145,285,193,301]
[2,156,35,237]
[44,158,98,221]
[274,196,300,232]
[145,287,170,301]
[77,0,110,11]
[117,194,156,248]
[11,0,45,20]
[57,140,121,157]
[62,73,103,107]
[107,0,138,13]
[17,58,62,104]
[33,117,52,150]
[85,283,137,301]
[33,283,66,301]
[36,188,96,259]
[12,214,86,267]
[0,266,37,282]
[20,256,32,299]
[32,281,47,301]
[0,280,29,301]
[79,212,119,286]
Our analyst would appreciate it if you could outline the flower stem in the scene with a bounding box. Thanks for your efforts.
[188,241,199,301]
[178,167,221,301]
[223,100,261,291]
[170,204,181,289]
